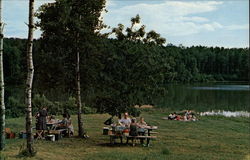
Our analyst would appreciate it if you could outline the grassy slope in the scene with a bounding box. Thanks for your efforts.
[1,109,249,160]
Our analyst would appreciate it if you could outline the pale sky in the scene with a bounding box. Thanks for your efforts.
[3,0,249,48]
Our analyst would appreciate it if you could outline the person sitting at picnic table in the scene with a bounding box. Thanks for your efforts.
[137,117,147,135]
[128,118,138,146]
[57,113,74,136]
[137,117,147,128]
[56,114,68,128]
[118,112,131,127]
[47,115,58,124]
[66,114,74,136]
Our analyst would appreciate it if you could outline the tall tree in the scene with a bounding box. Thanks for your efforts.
[25,0,35,154]
[75,8,84,136]
[111,14,166,46]
[0,0,5,151]
[36,0,106,137]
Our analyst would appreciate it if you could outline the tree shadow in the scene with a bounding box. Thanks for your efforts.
[96,142,132,147]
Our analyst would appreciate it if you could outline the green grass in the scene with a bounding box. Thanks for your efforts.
[0,109,250,160]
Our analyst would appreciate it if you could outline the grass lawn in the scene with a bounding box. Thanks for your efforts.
[0,109,249,160]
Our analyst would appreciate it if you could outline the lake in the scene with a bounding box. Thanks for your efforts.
[157,82,250,112]
[5,82,250,113]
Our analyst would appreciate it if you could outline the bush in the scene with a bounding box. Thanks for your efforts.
[5,94,97,118]
[83,105,97,114]
[32,94,54,114]
[6,96,25,118]
[61,97,77,115]
[127,107,141,117]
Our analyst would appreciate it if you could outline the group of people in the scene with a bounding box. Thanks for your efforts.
[118,112,147,127]
[106,112,148,137]
[168,110,198,121]
[35,107,74,136]
[108,112,151,146]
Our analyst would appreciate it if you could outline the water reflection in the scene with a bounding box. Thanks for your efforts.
[192,85,250,91]
[200,110,250,117]
[157,82,250,112]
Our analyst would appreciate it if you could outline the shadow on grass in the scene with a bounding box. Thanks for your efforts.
[97,142,140,147]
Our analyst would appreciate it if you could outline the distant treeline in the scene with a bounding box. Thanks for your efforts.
[4,37,249,86]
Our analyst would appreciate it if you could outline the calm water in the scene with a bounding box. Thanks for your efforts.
[157,82,250,112]
[6,82,250,112]
[200,110,250,117]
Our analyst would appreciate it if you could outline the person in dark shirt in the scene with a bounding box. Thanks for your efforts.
[129,118,138,146]
[37,107,48,130]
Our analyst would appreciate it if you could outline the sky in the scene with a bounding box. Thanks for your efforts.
[2,0,249,48]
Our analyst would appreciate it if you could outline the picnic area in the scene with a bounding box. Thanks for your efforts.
[1,108,249,160]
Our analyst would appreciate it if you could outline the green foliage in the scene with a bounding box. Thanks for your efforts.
[32,94,96,116]
[83,105,97,114]
[5,97,25,118]
[34,0,107,97]
[32,94,54,114]
[3,37,249,117]
[111,14,166,45]
[3,38,26,86]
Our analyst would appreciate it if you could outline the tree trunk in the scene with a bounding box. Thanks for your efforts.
[26,0,35,154]
[0,0,5,151]
[76,32,84,137]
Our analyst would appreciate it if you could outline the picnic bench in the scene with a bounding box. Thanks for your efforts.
[48,129,68,140]
[126,135,157,146]
[34,123,69,141]
[106,126,158,146]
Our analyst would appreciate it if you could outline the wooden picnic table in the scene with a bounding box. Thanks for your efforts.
[34,122,68,140]
[107,126,158,146]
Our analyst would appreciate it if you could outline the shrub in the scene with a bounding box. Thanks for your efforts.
[6,94,97,118]
[61,97,77,115]
[5,96,25,118]
[32,94,54,114]
[83,105,97,114]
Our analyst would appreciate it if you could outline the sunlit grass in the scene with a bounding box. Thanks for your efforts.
[1,109,249,160]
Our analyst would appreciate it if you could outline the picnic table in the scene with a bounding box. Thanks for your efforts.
[105,125,158,146]
[34,122,68,141]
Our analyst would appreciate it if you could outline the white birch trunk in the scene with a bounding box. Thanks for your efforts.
[76,15,84,137]
[0,0,5,151]
[26,0,35,154]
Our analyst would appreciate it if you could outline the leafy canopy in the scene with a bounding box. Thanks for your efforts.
[111,14,166,46]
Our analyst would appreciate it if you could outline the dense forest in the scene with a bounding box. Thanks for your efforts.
[3,37,249,118]
[4,38,249,86]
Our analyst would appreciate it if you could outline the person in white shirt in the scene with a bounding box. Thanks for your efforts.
[119,112,131,127]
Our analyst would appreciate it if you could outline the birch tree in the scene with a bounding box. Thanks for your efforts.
[0,0,5,151]
[76,14,84,137]
[25,0,35,154]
